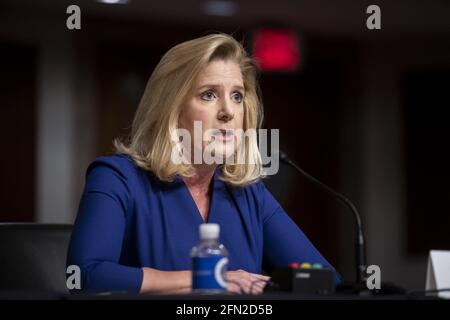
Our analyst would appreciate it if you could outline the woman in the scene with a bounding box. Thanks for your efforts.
[67,33,338,294]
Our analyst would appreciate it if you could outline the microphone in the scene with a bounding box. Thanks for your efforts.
[278,151,367,284]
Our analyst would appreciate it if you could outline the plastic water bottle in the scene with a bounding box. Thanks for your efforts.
[191,223,229,293]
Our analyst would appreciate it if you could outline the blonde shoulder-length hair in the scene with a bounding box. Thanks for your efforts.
[115,33,264,186]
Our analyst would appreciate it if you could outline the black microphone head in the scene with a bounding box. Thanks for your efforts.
[278,150,290,164]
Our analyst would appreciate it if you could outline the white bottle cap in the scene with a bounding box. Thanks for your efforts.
[199,223,220,240]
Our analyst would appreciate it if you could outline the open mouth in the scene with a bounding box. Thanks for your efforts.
[213,129,234,142]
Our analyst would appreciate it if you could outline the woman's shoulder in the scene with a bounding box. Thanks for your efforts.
[237,178,268,196]
[83,154,153,202]
[226,177,271,206]
[85,153,144,184]
[231,178,281,221]
[88,153,136,172]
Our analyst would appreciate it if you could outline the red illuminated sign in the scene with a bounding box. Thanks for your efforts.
[253,29,300,72]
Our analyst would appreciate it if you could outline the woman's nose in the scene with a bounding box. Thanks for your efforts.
[217,97,234,122]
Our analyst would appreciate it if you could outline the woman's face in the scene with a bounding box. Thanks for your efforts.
[179,59,244,164]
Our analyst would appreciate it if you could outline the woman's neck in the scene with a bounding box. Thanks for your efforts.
[182,165,217,195]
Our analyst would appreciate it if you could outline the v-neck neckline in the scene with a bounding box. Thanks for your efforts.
[180,168,220,223]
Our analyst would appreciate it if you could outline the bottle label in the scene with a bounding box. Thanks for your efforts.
[192,256,228,290]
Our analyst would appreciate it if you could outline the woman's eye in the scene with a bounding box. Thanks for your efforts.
[232,92,243,103]
[200,90,216,101]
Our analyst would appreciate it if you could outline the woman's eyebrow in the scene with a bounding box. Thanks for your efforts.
[197,84,245,91]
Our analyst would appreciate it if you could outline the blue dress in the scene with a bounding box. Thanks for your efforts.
[67,154,340,293]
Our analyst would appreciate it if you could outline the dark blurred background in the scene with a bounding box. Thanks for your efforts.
[1,0,450,290]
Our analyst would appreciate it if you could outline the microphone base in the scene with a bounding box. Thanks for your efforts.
[336,281,406,296]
